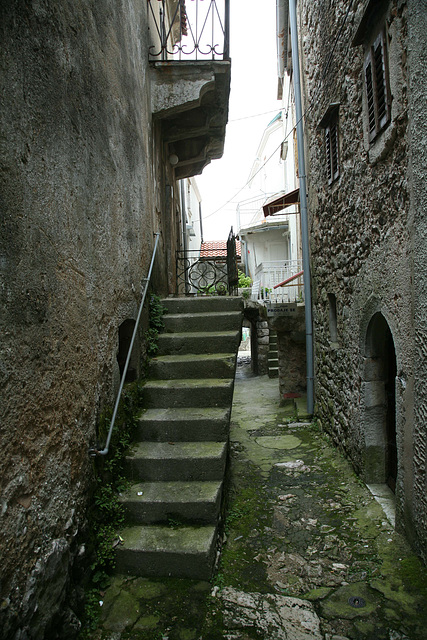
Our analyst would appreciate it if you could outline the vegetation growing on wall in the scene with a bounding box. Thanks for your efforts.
[80,382,143,636]
[144,294,166,356]
[80,294,165,636]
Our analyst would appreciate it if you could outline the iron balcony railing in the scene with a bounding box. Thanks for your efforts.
[177,250,229,295]
[251,260,304,304]
[148,0,230,61]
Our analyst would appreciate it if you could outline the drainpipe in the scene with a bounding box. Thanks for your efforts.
[198,201,204,244]
[180,180,189,293]
[289,0,314,415]
[180,180,188,255]
[276,0,287,92]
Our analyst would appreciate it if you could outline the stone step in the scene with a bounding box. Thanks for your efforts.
[119,480,222,524]
[268,367,279,378]
[162,296,243,315]
[137,407,230,442]
[115,524,217,579]
[163,311,243,334]
[157,330,240,356]
[143,378,234,409]
[269,331,278,347]
[125,441,227,481]
[116,295,243,581]
[148,352,237,380]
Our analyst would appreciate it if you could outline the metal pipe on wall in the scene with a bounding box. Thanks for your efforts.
[288,0,314,415]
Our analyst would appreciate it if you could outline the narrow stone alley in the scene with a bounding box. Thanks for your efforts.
[90,361,427,640]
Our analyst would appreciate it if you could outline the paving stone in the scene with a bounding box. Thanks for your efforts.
[219,587,322,640]
[90,364,427,639]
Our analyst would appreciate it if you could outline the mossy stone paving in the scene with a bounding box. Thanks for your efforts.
[84,372,427,639]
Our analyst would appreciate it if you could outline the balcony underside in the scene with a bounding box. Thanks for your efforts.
[150,60,230,179]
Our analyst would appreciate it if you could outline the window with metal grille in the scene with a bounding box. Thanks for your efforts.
[325,116,339,185]
[364,30,391,141]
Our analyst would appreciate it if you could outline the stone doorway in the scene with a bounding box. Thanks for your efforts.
[362,312,397,492]
[117,319,138,382]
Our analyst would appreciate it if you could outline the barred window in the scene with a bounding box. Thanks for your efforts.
[364,30,391,141]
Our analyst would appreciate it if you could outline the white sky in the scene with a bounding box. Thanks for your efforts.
[197,0,280,241]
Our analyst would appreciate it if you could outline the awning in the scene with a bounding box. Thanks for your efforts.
[263,187,300,217]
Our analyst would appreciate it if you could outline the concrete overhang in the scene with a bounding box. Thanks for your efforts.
[240,220,289,236]
[150,60,231,179]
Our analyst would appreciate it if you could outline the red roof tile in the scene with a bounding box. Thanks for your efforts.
[200,240,241,259]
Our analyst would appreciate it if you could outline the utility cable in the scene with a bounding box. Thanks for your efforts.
[229,108,283,123]
[202,0,355,221]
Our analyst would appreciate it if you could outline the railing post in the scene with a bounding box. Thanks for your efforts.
[224,0,230,61]
[227,226,238,296]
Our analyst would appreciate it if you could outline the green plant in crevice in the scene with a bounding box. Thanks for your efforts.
[80,381,143,637]
[80,294,165,637]
[145,294,166,356]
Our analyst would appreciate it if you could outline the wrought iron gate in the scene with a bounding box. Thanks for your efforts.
[176,227,238,295]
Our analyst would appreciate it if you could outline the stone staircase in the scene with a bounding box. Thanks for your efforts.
[115,296,243,580]
[267,329,279,378]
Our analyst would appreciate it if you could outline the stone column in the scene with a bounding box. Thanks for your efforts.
[256,318,270,375]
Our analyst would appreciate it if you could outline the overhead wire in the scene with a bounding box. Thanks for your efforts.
[228,108,284,123]
[202,96,291,221]
[202,0,355,222]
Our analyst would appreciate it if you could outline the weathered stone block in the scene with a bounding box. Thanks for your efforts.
[362,381,386,408]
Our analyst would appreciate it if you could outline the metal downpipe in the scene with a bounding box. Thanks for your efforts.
[289,0,314,415]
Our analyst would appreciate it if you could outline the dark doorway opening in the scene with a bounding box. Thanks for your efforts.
[384,325,397,491]
[363,312,398,492]
[117,319,138,383]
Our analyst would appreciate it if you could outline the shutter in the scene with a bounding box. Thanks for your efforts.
[330,120,339,181]
[364,54,376,138]
[325,118,339,185]
[364,29,391,141]
[325,126,332,183]
[373,31,389,129]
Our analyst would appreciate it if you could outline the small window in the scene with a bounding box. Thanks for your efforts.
[319,103,340,185]
[328,293,338,343]
[325,117,339,184]
[364,29,391,141]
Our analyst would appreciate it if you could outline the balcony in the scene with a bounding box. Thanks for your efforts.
[252,260,304,304]
[148,0,231,179]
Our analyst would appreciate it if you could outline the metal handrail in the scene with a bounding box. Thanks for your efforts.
[274,270,304,289]
[89,233,160,457]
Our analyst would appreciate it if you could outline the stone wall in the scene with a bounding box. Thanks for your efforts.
[407,0,427,562]
[256,318,270,375]
[0,2,179,637]
[295,0,427,560]
[270,309,307,399]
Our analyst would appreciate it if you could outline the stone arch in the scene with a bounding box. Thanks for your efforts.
[361,311,397,491]
[117,319,138,383]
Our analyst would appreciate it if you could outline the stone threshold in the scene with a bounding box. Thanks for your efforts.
[366,483,396,527]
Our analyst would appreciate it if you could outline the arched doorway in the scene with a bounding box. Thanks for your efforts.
[362,312,397,491]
